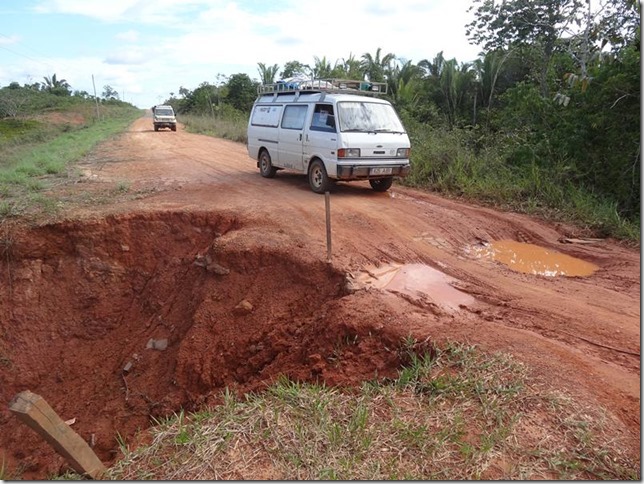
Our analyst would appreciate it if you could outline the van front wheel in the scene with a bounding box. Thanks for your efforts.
[308,160,330,194]
[259,150,277,178]
[369,177,393,192]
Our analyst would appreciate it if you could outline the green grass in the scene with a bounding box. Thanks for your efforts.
[101,342,638,481]
[181,112,247,143]
[0,104,141,220]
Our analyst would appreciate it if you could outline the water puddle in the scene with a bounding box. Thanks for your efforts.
[355,263,475,311]
[471,240,598,277]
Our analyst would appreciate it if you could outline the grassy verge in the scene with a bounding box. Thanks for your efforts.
[0,104,142,219]
[402,122,640,242]
[100,342,638,481]
[180,112,247,144]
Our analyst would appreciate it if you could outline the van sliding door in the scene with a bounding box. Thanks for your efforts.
[278,104,308,172]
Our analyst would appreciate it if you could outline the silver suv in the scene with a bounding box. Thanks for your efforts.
[152,105,177,132]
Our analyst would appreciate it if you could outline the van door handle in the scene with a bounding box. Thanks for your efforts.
[298,133,302,141]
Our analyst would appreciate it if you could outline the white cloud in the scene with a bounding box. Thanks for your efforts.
[116,30,140,42]
[0,34,20,46]
[105,46,150,65]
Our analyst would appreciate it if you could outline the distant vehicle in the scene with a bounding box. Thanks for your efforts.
[152,105,177,132]
[247,79,411,193]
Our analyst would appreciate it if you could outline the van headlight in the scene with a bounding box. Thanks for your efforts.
[338,148,361,158]
[397,148,410,158]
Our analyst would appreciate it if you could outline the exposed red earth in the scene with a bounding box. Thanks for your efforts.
[0,115,639,478]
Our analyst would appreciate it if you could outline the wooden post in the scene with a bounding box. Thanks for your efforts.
[9,390,106,479]
[325,191,332,263]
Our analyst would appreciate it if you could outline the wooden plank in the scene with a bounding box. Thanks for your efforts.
[9,390,106,479]
[560,237,604,244]
[325,191,332,263]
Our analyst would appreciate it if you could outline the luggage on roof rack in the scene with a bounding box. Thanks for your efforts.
[258,78,388,96]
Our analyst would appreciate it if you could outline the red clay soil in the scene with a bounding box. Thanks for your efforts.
[0,115,640,479]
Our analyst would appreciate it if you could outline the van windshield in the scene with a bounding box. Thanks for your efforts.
[155,108,174,116]
[337,101,405,133]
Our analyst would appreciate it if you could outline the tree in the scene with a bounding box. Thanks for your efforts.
[280,60,310,79]
[361,48,396,82]
[418,52,475,127]
[225,73,258,112]
[42,73,71,96]
[331,54,364,79]
[102,85,119,100]
[386,59,423,110]
[312,56,333,78]
[472,49,512,124]
[257,63,279,84]
[596,0,641,54]
[466,0,583,96]
[0,87,29,117]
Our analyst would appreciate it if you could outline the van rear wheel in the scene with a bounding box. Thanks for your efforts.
[259,150,277,178]
[369,177,393,192]
[308,160,331,194]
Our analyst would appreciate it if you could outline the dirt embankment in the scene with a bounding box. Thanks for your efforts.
[0,116,639,478]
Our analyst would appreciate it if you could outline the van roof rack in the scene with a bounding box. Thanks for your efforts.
[258,78,388,96]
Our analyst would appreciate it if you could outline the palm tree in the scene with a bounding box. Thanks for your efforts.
[386,59,423,109]
[331,53,364,79]
[472,50,509,125]
[257,63,280,85]
[312,56,333,79]
[418,53,475,128]
[361,48,396,82]
[42,73,71,96]
[418,51,446,78]
[441,60,475,128]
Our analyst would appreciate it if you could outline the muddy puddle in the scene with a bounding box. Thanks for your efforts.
[470,240,599,277]
[354,262,475,311]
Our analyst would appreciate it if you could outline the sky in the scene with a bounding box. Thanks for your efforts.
[0,0,483,109]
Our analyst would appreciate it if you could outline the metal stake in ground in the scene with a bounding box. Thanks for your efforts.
[325,191,332,263]
[9,390,106,479]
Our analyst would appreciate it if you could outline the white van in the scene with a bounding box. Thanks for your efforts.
[152,105,177,132]
[247,79,411,193]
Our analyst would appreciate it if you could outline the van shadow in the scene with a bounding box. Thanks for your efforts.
[267,172,393,199]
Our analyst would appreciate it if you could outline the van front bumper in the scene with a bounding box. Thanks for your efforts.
[335,163,410,180]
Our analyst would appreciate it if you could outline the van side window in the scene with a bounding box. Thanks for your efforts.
[281,105,308,130]
[251,105,282,127]
[310,104,336,133]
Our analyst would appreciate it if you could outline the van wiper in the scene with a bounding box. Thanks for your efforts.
[342,128,369,132]
[374,129,406,134]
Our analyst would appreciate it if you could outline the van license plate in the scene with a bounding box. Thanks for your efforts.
[370,167,393,175]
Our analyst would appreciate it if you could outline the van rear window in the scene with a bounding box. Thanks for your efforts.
[251,105,282,127]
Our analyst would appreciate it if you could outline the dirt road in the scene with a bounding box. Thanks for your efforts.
[0,115,640,478]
